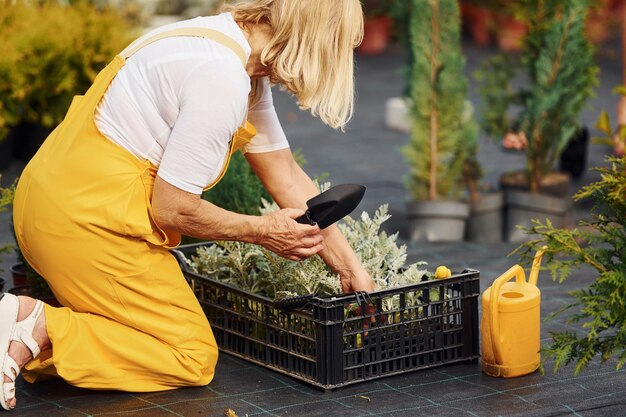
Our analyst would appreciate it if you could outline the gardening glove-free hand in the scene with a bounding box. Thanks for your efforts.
[258,208,324,261]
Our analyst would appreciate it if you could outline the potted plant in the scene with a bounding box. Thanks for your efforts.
[583,0,623,45]
[0,172,27,286]
[492,3,528,52]
[400,0,475,242]
[5,2,133,161]
[358,0,394,55]
[0,176,16,291]
[460,0,496,47]
[477,0,598,242]
[512,152,626,375]
[0,173,58,303]
[383,1,414,134]
[7,265,60,307]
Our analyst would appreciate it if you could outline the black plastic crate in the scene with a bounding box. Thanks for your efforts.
[172,243,480,390]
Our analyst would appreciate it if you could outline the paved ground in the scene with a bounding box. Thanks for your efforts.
[1,30,625,417]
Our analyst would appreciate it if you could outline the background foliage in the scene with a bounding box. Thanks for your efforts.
[0,1,134,132]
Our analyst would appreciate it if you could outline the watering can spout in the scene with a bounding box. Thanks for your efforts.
[528,246,547,286]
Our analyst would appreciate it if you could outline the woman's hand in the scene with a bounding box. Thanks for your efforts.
[339,264,376,294]
[258,208,324,261]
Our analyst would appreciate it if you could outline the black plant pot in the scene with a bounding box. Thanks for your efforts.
[12,122,53,162]
[10,262,28,287]
[559,127,589,179]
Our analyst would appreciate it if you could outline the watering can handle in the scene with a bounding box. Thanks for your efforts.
[489,265,526,366]
[489,247,546,365]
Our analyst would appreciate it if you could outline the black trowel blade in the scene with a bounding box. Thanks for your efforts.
[296,184,366,229]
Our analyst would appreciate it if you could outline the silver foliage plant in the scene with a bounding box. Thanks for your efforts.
[188,183,430,302]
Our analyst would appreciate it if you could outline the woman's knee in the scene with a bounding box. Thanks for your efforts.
[175,327,219,386]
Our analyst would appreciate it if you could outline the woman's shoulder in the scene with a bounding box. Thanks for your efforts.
[128,13,251,67]
[165,13,239,35]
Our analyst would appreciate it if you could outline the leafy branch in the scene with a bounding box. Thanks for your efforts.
[189,202,430,303]
[513,156,626,374]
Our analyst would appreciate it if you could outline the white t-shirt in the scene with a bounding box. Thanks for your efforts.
[94,13,289,194]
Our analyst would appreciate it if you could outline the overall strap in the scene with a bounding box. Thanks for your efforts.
[119,27,247,67]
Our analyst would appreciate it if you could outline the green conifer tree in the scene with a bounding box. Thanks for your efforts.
[514,154,626,374]
[402,0,473,201]
[477,0,598,193]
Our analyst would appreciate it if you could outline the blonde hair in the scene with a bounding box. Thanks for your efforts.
[223,0,364,130]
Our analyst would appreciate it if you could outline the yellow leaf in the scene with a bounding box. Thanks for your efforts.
[594,111,612,135]
[591,137,613,147]
[612,86,626,96]
[224,409,239,417]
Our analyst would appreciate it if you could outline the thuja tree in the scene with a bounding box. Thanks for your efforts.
[513,154,626,374]
[478,0,598,193]
[402,0,474,201]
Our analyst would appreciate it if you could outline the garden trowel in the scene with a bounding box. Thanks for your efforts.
[295,184,366,229]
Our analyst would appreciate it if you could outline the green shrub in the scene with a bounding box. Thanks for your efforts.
[202,149,308,215]
[514,153,626,374]
[202,152,272,216]
[0,4,29,142]
[1,2,135,129]
[188,196,430,301]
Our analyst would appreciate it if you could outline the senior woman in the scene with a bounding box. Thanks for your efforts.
[1,0,374,410]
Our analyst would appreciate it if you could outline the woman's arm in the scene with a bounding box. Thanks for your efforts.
[245,149,376,293]
[151,175,324,261]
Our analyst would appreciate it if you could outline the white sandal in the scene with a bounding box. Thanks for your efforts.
[0,293,44,411]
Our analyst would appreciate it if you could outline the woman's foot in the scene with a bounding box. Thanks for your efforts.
[1,295,50,410]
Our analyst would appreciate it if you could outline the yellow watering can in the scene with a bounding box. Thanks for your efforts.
[481,247,546,378]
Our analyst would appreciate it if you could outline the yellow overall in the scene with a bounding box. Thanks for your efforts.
[12,28,256,391]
